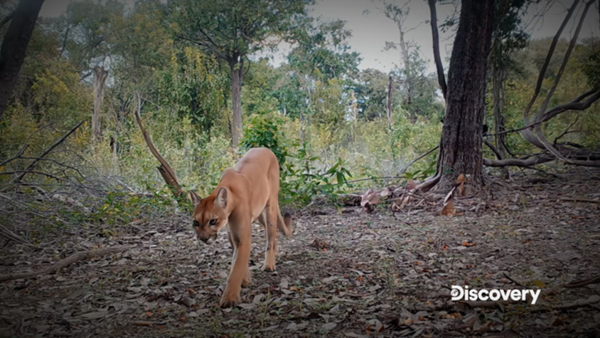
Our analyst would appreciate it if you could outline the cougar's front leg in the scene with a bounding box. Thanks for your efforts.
[220,221,251,308]
[262,204,278,272]
[228,229,251,286]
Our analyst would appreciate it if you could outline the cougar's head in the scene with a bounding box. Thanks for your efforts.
[191,187,228,245]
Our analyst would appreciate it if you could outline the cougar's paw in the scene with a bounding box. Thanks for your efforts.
[261,263,276,272]
[219,293,240,308]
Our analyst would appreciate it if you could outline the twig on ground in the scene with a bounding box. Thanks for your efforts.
[556,198,600,204]
[503,273,525,287]
[0,246,128,282]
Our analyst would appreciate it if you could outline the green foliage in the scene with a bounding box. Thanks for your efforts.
[91,191,173,226]
[154,47,227,135]
[280,142,352,206]
[170,0,314,62]
[240,113,289,166]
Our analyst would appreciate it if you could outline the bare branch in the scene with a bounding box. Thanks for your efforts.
[488,88,600,136]
[483,154,555,167]
[0,170,63,181]
[524,0,580,119]
[535,0,594,118]
[427,0,447,99]
[133,94,199,203]
[399,145,439,176]
[12,121,84,184]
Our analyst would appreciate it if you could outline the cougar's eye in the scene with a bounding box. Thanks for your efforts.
[209,219,218,226]
[192,220,199,228]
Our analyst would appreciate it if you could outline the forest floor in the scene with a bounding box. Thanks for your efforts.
[1,170,600,338]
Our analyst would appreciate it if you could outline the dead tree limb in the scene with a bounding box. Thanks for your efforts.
[427,0,447,99]
[523,0,580,119]
[12,121,84,183]
[0,144,28,167]
[483,154,554,167]
[133,94,199,202]
[488,88,600,137]
[0,246,128,282]
[399,145,439,176]
[0,224,32,246]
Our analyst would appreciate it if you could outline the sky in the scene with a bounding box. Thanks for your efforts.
[39,0,600,74]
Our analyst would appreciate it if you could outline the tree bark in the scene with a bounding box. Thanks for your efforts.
[92,66,109,143]
[492,64,509,178]
[230,59,243,149]
[0,0,44,121]
[438,0,494,189]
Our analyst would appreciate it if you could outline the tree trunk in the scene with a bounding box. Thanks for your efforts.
[438,0,494,190]
[0,0,44,121]
[492,64,510,178]
[387,74,393,126]
[92,66,109,143]
[398,26,412,106]
[230,59,243,149]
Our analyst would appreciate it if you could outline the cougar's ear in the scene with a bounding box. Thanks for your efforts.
[216,187,227,208]
[190,191,201,207]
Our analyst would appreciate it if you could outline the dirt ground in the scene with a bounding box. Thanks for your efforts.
[1,171,600,338]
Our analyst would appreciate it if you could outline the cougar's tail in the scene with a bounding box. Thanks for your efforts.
[277,212,293,237]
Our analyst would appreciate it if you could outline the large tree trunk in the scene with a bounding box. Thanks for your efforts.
[438,0,494,189]
[230,59,243,149]
[0,0,44,121]
[92,66,109,143]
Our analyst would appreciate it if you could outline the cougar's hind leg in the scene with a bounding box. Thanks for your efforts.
[262,202,278,272]
[257,209,267,230]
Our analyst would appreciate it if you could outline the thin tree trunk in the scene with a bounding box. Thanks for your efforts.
[92,66,108,143]
[387,74,393,127]
[0,0,44,121]
[438,0,494,190]
[427,0,447,98]
[492,64,509,178]
[230,59,243,149]
[398,26,412,107]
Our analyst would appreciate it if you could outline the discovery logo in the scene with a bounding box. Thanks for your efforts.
[451,285,541,305]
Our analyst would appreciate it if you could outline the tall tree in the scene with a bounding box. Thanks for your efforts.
[429,0,495,190]
[170,0,313,148]
[0,0,44,121]
[489,0,530,178]
[287,19,361,140]
[53,0,124,143]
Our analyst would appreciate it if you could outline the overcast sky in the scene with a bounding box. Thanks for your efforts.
[40,0,600,73]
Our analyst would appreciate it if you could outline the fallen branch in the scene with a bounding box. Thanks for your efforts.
[0,170,63,181]
[557,198,600,204]
[0,224,32,246]
[565,276,600,288]
[531,296,600,313]
[0,246,128,282]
